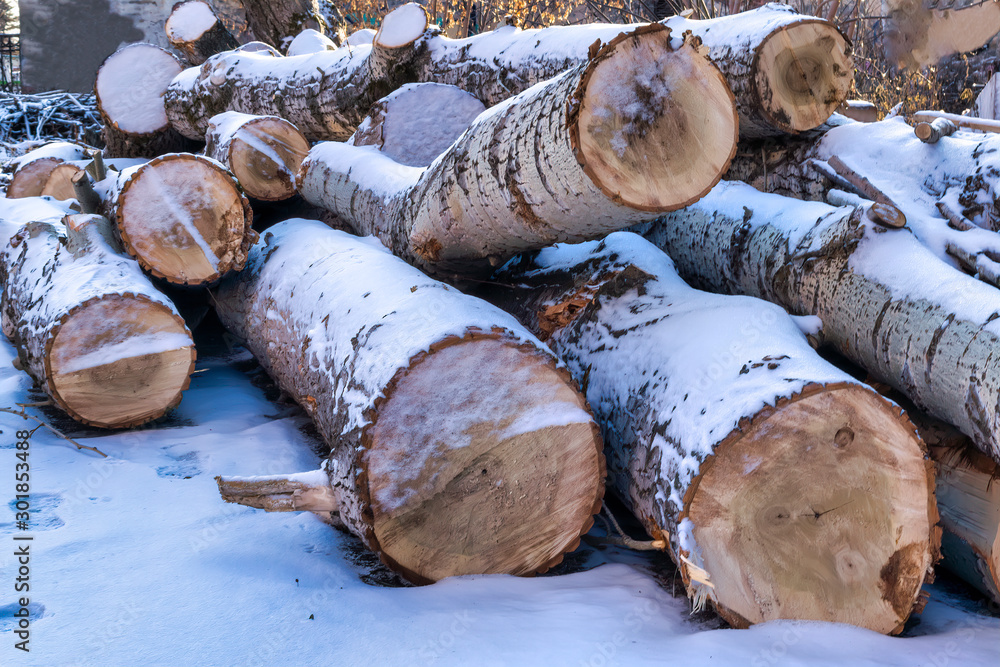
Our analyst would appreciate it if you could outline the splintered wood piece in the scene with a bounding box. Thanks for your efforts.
[688,386,934,632]
[106,154,254,285]
[166,1,241,65]
[47,295,196,427]
[572,28,738,212]
[753,20,853,133]
[827,154,905,224]
[206,113,310,201]
[217,471,340,512]
[366,337,601,582]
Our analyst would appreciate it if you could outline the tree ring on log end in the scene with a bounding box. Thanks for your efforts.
[572,26,738,212]
[227,117,311,201]
[6,158,67,199]
[45,294,195,428]
[363,334,604,584]
[754,20,852,133]
[116,154,251,285]
[684,384,934,633]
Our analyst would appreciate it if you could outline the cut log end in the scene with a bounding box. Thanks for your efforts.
[755,20,852,133]
[573,28,738,212]
[227,117,310,201]
[165,1,218,43]
[95,44,182,136]
[685,385,935,633]
[6,157,76,200]
[115,154,252,285]
[374,3,428,50]
[46,294,195,428]
[364,335,604,584]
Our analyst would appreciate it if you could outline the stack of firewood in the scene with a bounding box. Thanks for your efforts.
[3,0,997,636]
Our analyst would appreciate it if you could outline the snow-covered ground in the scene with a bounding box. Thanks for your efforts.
[0,322,997,666]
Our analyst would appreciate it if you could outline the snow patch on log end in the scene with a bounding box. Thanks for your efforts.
[375,2,428,49]
[96,45,182,135]
[346,28,376,46]
[166,1,217,42]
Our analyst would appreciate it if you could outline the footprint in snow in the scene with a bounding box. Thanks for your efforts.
[0,602,46,631]
[155,450,201,478]
[1,492,64,532]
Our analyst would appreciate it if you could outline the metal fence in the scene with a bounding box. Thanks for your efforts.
[1,33,19,92]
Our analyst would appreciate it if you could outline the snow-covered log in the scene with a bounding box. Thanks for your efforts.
[166,1,241,66]
[242,0,324,50]
[298,25,737,277]
[639,181,1000,465]
[100,153,254,286]
[205,112,310,201]
[349,83,485,168]
[95,44,200,158]
[165,3,430,142]
[213,220,604,584]
[483,232,937,633]
[0,214,195,428]
[902,413,1000,604]
[165,4,847,143]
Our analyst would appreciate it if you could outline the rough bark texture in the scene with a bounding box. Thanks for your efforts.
[205,112,310,201]
[638,181,1000,465]
[165,4,846,143]
[100,124,200,160]
[242,0,323,50]
[166,1,242,65]
[212,220,604,584]
[0,215,195,428]
[164,4,430,141]
[100,153,255,286]
[298,26,737,278]
[482,231,938,633]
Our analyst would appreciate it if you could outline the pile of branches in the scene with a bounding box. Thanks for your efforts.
[0,91,103,148]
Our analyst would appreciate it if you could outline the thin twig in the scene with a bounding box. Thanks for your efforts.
[0,407,108,457]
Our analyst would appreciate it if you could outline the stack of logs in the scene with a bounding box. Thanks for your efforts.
[3,0,997,637]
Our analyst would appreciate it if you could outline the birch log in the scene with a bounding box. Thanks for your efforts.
[166,1,241,66]
[205,112,310,201]
[639,181,1000,465]
[242,0,324,50]
[95,44,201,159]
[165,3,432,142]
[0,215,195,428]
[726,116,1000,234]
[483,232,937,633]
[100,153,255,286]
[165,4,847,143]
[349,83,485,167]
[298,25,737,277]
[213,220,604,584]
[902,413,1000,604]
